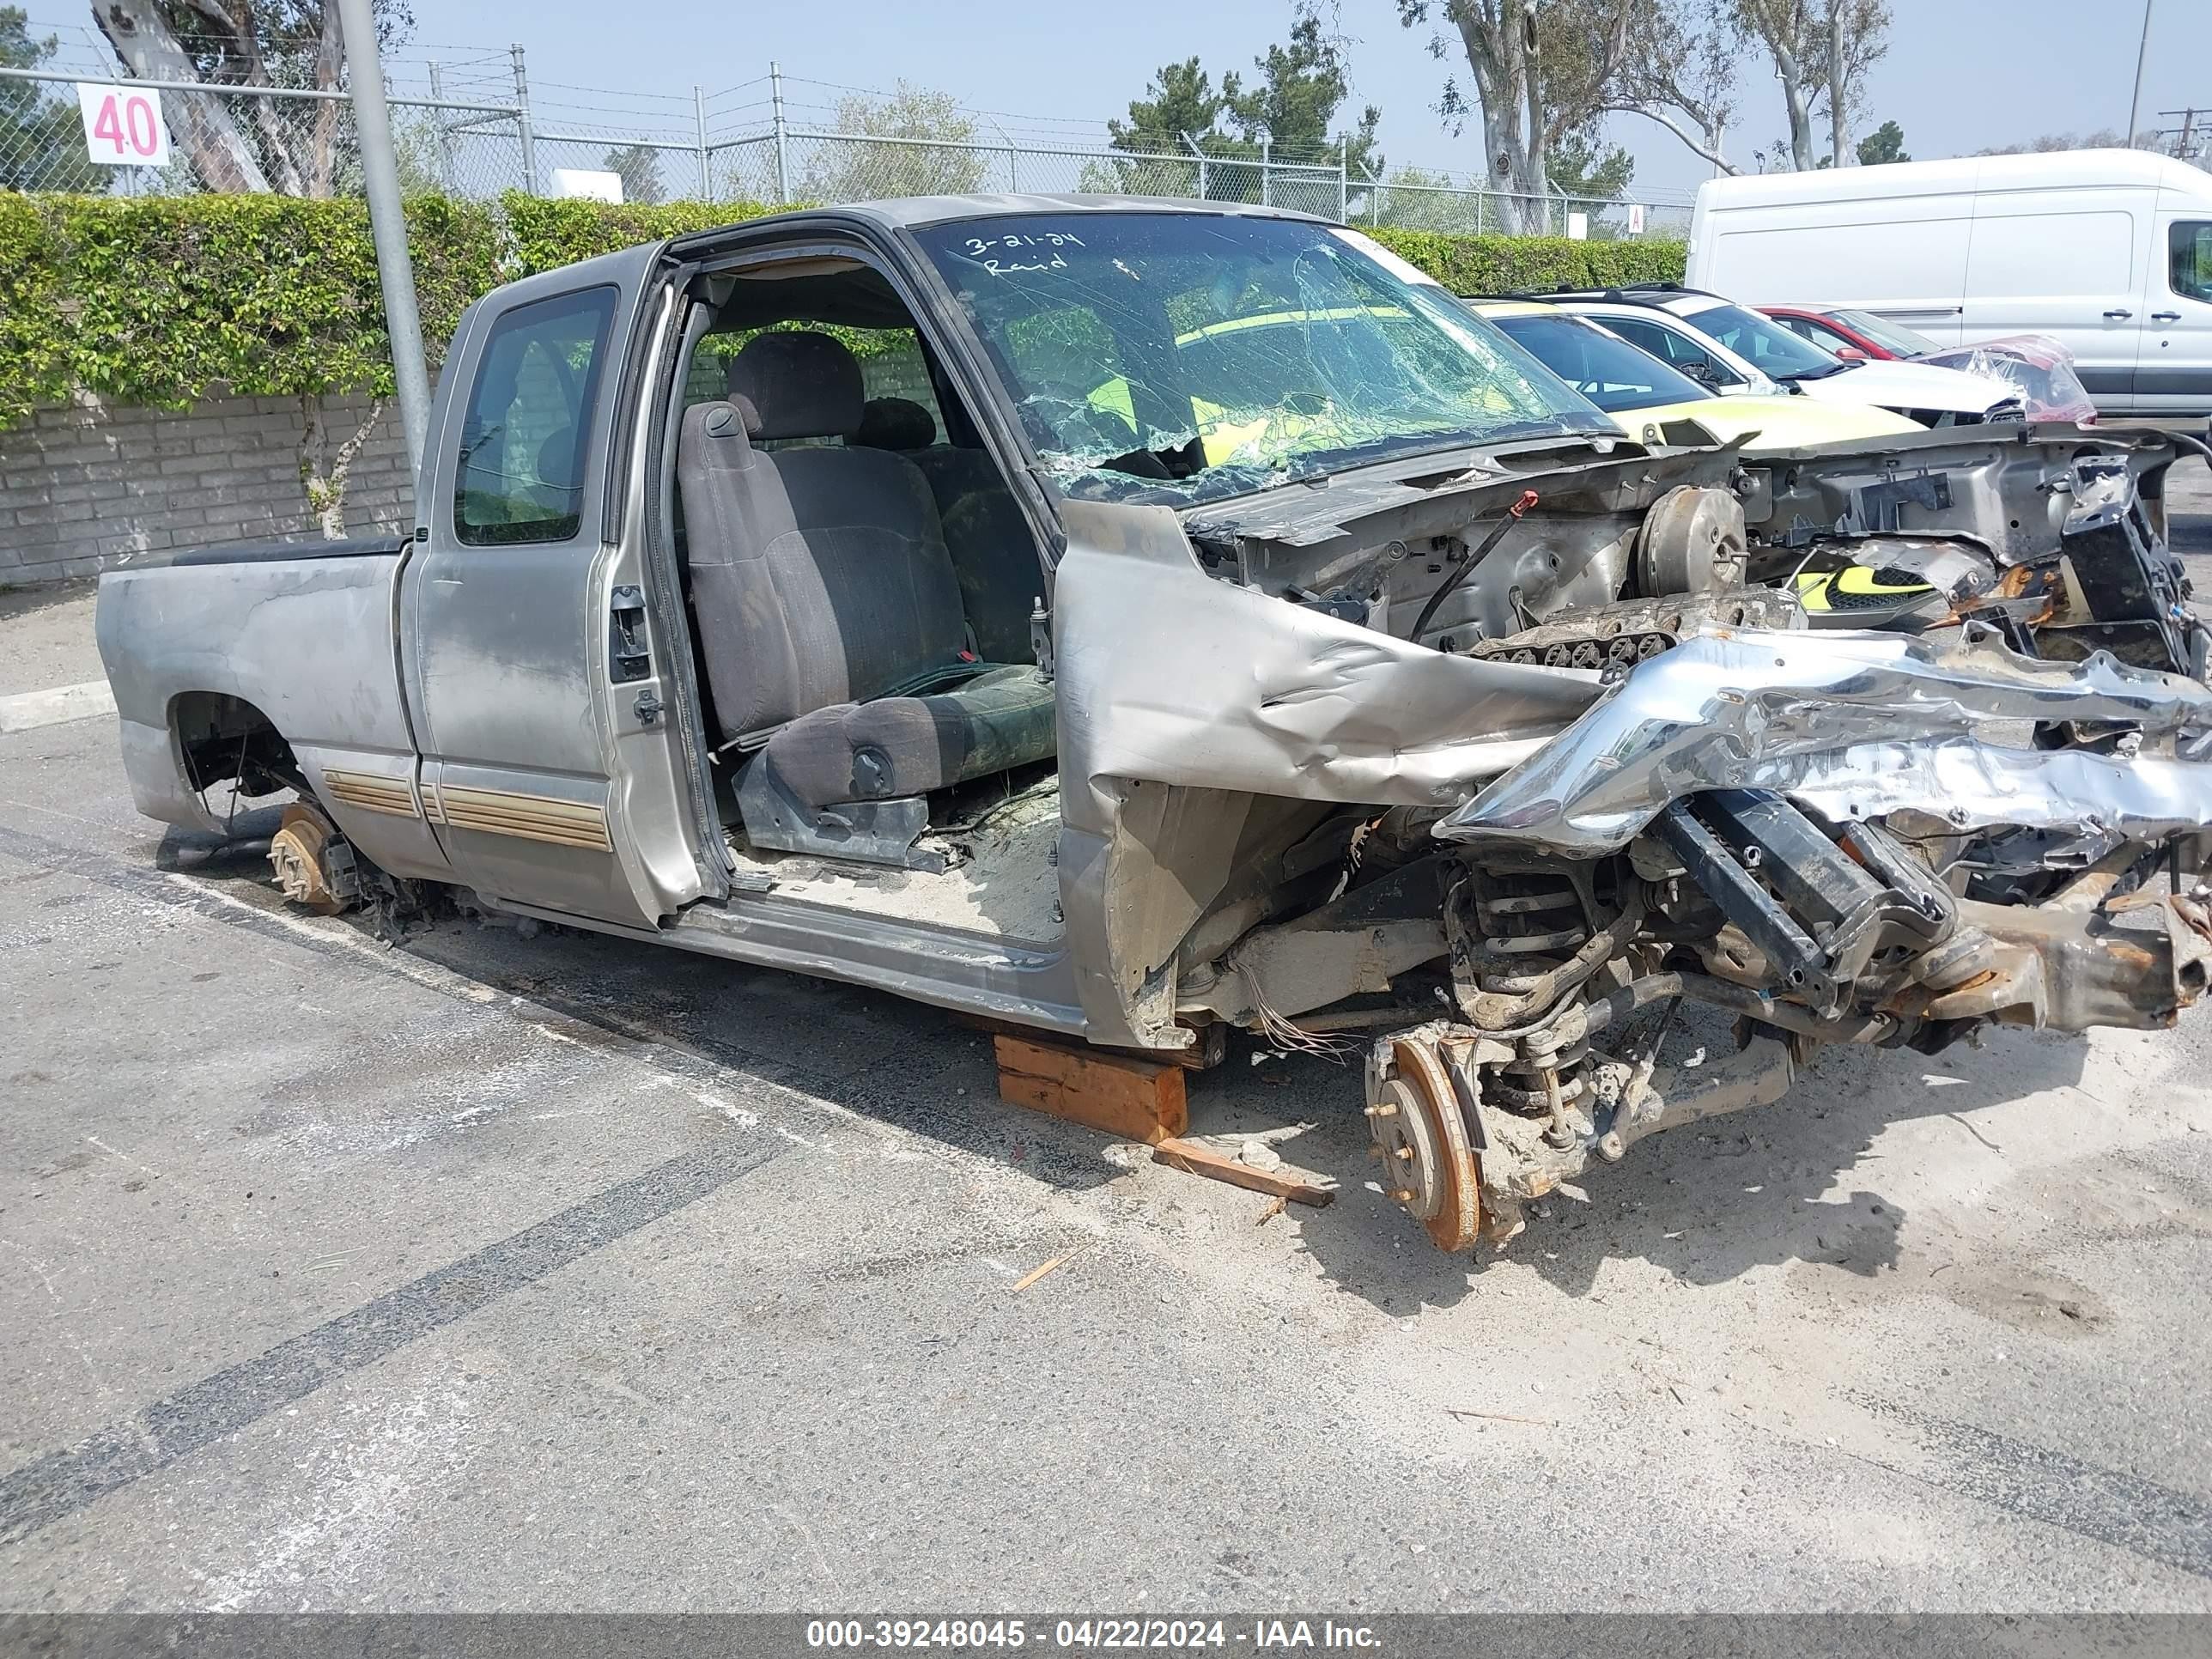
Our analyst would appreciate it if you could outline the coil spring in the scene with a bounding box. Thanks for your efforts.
[1469,871,1593,1112]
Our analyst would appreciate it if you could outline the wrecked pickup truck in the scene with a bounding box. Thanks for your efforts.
[96,194,2212,1253]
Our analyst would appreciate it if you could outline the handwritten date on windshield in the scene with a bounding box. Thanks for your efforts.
[963,230,1085,278]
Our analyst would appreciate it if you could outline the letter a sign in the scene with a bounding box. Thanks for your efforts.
[76,83,173,167]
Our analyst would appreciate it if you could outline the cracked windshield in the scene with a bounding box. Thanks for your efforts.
[912,214,1605,506]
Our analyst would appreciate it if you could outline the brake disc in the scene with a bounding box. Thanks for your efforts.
[1367,1036,1480,1252]
[267,802,348,915]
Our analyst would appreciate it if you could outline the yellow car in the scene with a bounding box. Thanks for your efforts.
[1466,298,1922,450]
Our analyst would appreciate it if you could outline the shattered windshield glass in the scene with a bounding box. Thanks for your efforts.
[910,213,1610,505]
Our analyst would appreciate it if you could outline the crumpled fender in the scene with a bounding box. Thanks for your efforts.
[1051,496,1605,1047]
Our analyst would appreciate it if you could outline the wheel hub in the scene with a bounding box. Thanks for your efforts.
[267,802,349,915]
[1367,1036,1480,1252]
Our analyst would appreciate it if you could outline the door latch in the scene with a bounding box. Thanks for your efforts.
[634,688,664,726]
[609,585,651,684]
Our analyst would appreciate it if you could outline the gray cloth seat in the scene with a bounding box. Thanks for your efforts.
[763,663,1055,806]
[854,397,1047,666]
[677,331,1054,822]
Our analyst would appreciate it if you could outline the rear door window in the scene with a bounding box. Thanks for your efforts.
[454,286,617,546]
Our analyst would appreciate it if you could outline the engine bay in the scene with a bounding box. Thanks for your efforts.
[1150,427,2212,1249]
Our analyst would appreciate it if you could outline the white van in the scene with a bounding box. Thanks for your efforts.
[1686,150,2212,429]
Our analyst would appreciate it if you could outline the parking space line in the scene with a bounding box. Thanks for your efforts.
[0,1133,787,1548]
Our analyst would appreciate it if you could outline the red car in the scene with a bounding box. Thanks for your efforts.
[1764,306,2098,423]
[1760,305,1941,362]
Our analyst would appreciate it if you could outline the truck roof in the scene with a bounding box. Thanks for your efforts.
[699,192,1328,234]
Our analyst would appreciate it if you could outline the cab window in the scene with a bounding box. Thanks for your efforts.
[454,286,616,546]
[2171,222,2212,305]
[683,323,950,447]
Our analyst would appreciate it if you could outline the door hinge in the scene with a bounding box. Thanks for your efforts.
[610,585,652,684]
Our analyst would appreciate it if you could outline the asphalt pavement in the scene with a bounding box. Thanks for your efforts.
[2,468,2212,1612]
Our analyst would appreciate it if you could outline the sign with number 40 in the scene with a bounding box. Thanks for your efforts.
[76,83,173,167]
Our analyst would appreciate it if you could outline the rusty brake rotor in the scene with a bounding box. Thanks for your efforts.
[1367,1035,1480,1252]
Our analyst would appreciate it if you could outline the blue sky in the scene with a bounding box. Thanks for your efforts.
[419,0,2207,196]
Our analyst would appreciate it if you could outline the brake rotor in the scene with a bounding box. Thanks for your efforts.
[1367,1036,1480,1252]
[267,802,346,915]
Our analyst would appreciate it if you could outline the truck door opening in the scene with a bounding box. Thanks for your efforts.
[665,255,1061,905]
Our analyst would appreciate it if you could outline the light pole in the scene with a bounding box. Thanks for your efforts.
[336,0,430,477]
[2126,0,2155,145]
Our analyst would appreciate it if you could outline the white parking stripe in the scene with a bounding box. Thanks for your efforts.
[0,680,116,735]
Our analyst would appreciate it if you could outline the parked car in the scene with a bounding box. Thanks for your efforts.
[1532,284,2026,427]
[1688,149,2212,431]
[1765,307,2100,424]
[93,197,2212,1256]
[1465,298,1922,448]
[1761,304,1942,362]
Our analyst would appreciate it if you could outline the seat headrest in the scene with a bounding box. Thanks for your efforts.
[535,426,578,492]
[726,331,864,442]
[854,397,935,453]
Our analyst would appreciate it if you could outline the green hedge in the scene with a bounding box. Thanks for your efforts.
[1363,228,1686,295]
[0,191,504,427]
[501,192,771,276]
[0,188,1685,427]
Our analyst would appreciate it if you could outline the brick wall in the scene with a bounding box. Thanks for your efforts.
[0,391,416,587]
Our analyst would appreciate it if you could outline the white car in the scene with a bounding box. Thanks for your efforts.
[1543,284,2025,427]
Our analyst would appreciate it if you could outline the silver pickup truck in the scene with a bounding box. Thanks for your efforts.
[96,193,2212,1253]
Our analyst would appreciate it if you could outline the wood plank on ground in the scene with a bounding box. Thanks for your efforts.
[993,1032,1188,1145]
[1151,1137,1336,1206]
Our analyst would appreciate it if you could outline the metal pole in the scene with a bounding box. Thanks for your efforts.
[428,59,454,193]
[770,61,790,204]
[1261,138,1270,207]
[1337,137,1347,223]
[2126,0,2155,143]
[1181,131,1207,202]
[337,0,429,477]
[511,44,537,194]
[694,85,710,198]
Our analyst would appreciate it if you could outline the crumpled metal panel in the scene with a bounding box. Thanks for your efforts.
[1437,628,2212,856]
[1054,498,1607,817]
[1776,740,2212,844]
[1054,496,1608,1047]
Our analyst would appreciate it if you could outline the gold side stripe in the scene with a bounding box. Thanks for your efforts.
[431,782,614,853]
[321,769,419,817]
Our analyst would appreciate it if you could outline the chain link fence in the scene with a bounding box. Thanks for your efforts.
[0,40,1696,237]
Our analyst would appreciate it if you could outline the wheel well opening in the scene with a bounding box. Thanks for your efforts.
[170,692,304,799]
